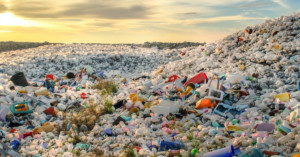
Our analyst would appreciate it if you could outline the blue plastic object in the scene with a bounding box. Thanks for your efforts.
[219,75,226,80]
[212,121,223,128]
[121,116,132,122]
[27,125,35,129]
[93,70,106,79]
[297,80,300,91]
[42,142,48,149]
[171,132,177,137]
[204,145,238,157]
[213,103,233,117]
[66,122,71,131]
[0,130,5,139]
[278,125,291,134]
[44,80,54,93]
[159,138,184,151]
[105,128,113,136]
[213,103,242,119]
[10,140,21,150]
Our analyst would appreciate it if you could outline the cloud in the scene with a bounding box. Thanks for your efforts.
[272,0,290,9]
[182,12,198,15]
[0,4,6,12]
[0,29,12,32]
[62,3,151,19]
[88,22,115,27]
[10,0,152,19]
[10,0,57,18]
[176,15,266,25]
[172,0,257,7]
[239,2,274,8]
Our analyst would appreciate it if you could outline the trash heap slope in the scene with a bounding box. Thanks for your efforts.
[0,13,299,157]
[152,13,299,82]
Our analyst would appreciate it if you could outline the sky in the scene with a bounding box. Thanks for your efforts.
[0,0,299,43]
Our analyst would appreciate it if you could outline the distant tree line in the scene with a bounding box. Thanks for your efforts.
[0,41,52,52]
[143,41,206,49]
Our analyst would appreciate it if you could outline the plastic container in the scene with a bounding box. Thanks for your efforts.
[184,72,208,87]
[9,102,33,115]
[204,87,224,101]
[34,88,49,96]
[273,93,290,102]
[152,100,180,115]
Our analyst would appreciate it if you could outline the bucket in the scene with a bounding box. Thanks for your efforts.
[203,145,235,157]
[10,72,29,87]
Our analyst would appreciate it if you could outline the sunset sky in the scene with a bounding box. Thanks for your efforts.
[0,0,299,43]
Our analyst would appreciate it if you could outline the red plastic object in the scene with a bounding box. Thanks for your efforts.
[168,75,180,82]
[10,128,16,133]
[184,72,208,87]
[45,74,54,80]
[23,132,33,138]
[134,146,142,152]
[81,92,87,99]
[43,107,56,117]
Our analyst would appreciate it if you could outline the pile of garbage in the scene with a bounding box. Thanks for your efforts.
[0,13,300,157]
[0,44,181,80]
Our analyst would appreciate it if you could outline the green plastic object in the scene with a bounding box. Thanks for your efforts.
[9,102,33,115]
[231,119,238,125]
[191,148,199,155]
[246,76,255,81]
[75,143,89,149]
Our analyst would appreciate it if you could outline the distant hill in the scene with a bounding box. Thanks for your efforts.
[0,41,53,52]
[143,41,206,49]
